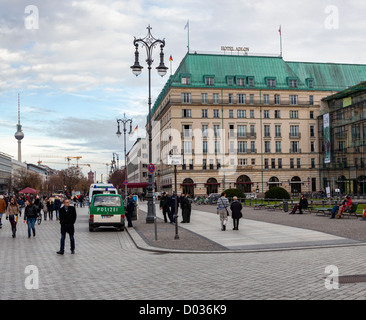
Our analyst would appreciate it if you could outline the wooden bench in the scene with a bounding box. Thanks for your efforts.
[266,204,281,211]
[253,204,265,210]
[315,208,332,216]
[341,203,360,219]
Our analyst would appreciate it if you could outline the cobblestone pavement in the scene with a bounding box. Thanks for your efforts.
[1,206,366,300]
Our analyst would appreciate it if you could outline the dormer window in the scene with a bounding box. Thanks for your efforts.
[237,78,245,87]
[307,79,314,89]
[289,79,298,88]
[181,77,191,85]
[205,77,214,86]
[267,78,276,88]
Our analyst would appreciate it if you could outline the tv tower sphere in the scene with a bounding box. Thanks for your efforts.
[15,124,24,141]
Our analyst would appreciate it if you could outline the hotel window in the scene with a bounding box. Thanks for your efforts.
[214,125,220,138]
[311,141,315,152]
[201,93,208,104]
[213,109,220,118]
[238,125,247,137]
[238,159,248,166]
[202,125,208,138]
[202,109,208,118]
[290,158,294,169]
[250,94,254,104]
[290,95,298,105]
[229,110,234,118]
[275,141,282,153]
[227,77,234,86]
[228,93,234,104]
[264,110,270,118]
[209,159,214,170]
[290,110,298,119]
[264,125,270,137]
[289,79,298,88]
[237,78,245,87]
[229,141,235,154]
[182,109,192,118]
[310,111,314,119]
[274,110,281,119]
[205,77,214,86]
[250,125,255,137]
[203,141,208,154]
[290,125,299,137]
[264,159,269,169]
[271,159,276,169]
[237,110,246,118]
[309,95,314,105]
[250,141,256,153]
[248,78,254,87]
[237,94,246,104]
[311,158,315,169]
[238,141,247,153]
[183,141,192,154]
[267,79,276,88]
[278,158,282,169]
[264,141,271,153]
[275,125,281,138]
[308,79,314,88]
[181,77,191,85]
[182,93,191,104]
[274,94,280,105]
[251,158,256,165]
[214,141,220,154]
[182,124,192,137]
[310,125,315,137]
[263,94,269,105]
[250,110,254,118]
[213,93,220,104]
[297,158,301,169]
[290,141,300,153]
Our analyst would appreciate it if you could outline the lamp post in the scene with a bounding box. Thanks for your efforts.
[131,25,168,224]
[116,113,133,200]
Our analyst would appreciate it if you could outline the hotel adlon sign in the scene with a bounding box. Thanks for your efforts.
[221,46,249,52]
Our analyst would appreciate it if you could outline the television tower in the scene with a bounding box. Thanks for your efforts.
[14,93,24,162]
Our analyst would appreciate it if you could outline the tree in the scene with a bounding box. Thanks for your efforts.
[13,168,42,192]
[59,166,84,193]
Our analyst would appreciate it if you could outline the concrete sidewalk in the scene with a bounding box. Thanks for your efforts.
[134,202,361,252]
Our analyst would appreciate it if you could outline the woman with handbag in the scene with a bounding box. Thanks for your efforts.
[230,196,243,230]
[6,197,19,238]
[217,192,230,231]
[24,199,38,238]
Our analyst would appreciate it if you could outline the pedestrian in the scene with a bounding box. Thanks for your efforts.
[54,197,61,220]
[6,197,19,238]
[57,199,77,255]
[43,198,49,220]
[24,199,38,238]
[48,200,54,220]
[230,196,243,230]
[216,192,230,231]
[159,192,171,223]
[169,193,179,223]
[181,194,191,223]
[126,194,135,228]
[0,195,6,229]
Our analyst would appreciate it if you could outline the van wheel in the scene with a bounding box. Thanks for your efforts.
[119,226,125,231]
[89,226,94,232]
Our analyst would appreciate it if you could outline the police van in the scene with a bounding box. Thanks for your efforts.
[89,194,125,231]
[88,183,117,205]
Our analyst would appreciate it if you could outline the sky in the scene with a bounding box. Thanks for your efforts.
[0,0,366,179]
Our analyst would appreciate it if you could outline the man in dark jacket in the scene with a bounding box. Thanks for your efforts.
[230,197,243,230]
[180,194,191,223]
[126,195,135,228]
[57,199,77,255]
[159,192,171,223]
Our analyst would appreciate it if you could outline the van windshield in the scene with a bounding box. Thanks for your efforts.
[93,196,122,207]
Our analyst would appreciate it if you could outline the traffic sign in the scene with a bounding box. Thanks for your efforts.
[148,163,156,174]
[123,180,128,186]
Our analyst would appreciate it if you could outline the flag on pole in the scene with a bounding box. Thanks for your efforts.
[184,20,189,30]
[278,25,281,36]
[130,125,138,136]
[169,55,173,61]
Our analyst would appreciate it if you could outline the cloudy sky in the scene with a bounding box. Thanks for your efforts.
[0,0,365,178]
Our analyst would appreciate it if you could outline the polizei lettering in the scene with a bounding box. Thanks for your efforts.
[96,207,118,213]
[139,304,173,318]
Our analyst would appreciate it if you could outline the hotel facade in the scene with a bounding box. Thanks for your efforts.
[148,52,366,196]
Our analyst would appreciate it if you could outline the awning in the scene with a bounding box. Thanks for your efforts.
[204,183,220,186]
[127,182,156,188]
[235,182,254,185]
[180,183,196,186]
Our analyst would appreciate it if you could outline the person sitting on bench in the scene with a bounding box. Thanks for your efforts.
[336,195,352,219]
[330,195,348,219]
[290,194,308,214]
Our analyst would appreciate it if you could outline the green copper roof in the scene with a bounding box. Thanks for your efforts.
[151,52,366,117]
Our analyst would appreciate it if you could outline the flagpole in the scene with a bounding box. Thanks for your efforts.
[279,25,283,58]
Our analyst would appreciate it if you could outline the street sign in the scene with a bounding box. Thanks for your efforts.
[167,155,183,165]
[148,163,156,174]
[123,180,128,186]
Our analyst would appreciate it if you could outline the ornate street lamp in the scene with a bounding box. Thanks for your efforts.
[116,113,133,200]
[131,25,168,224]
